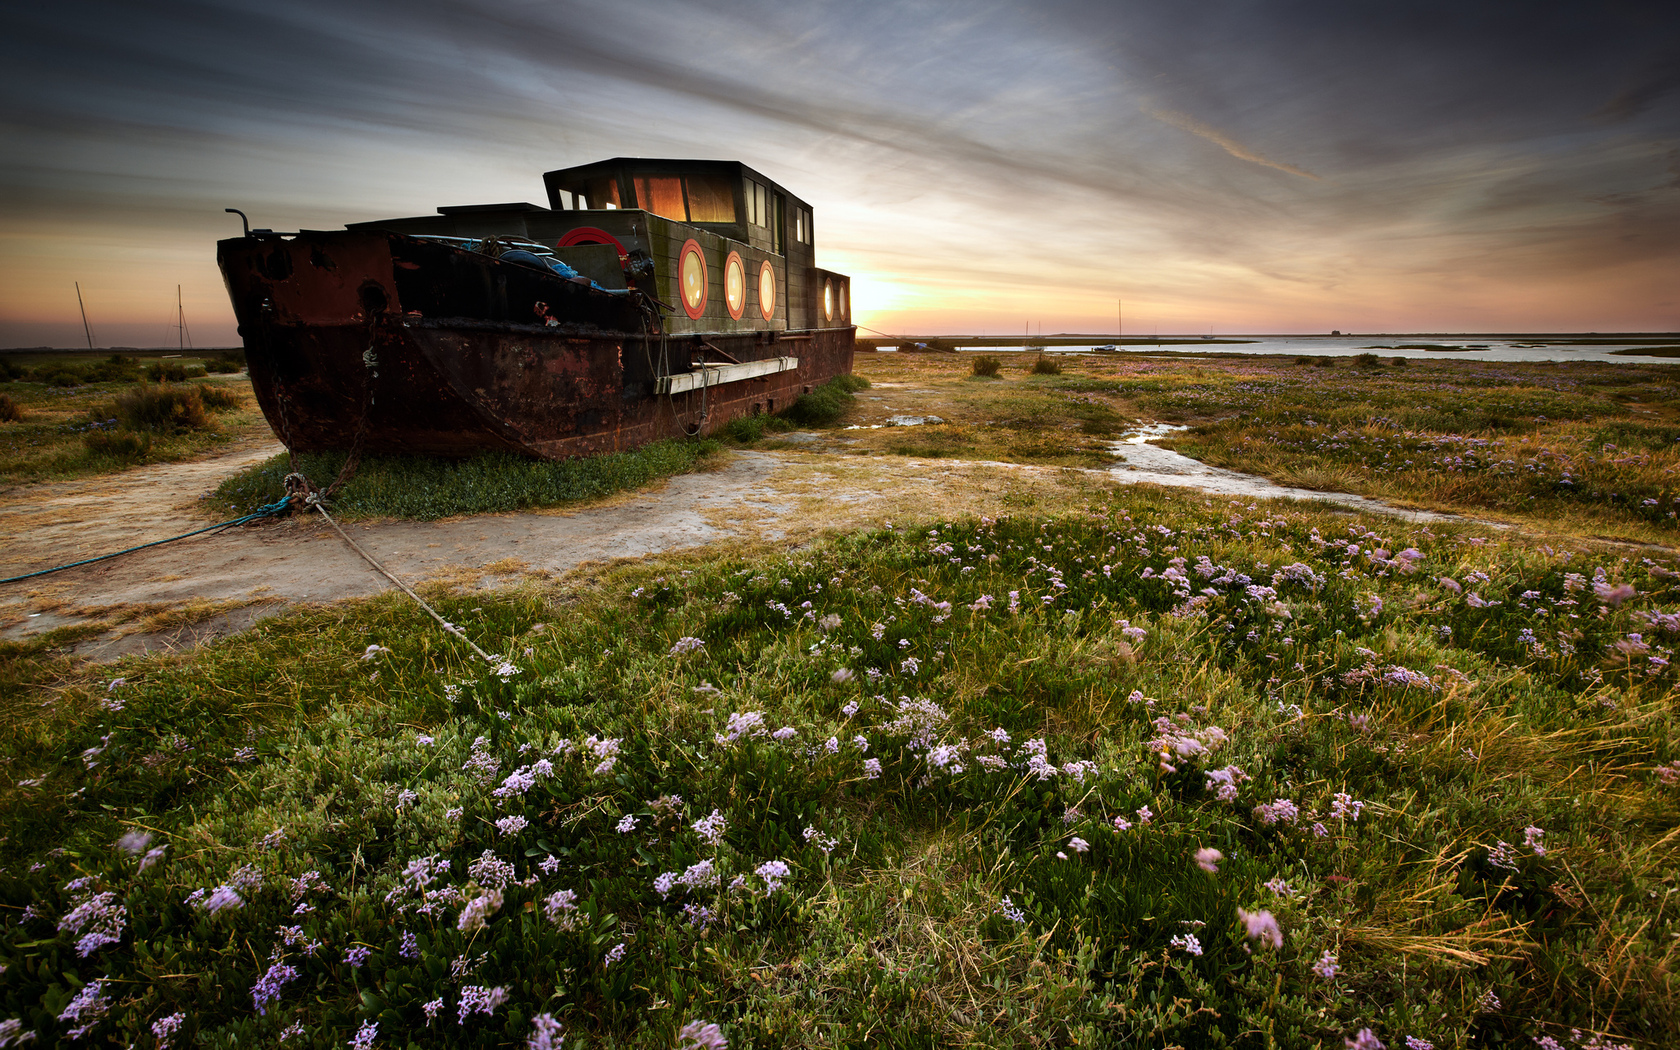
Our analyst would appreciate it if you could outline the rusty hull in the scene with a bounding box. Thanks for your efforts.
[218,229,854,458]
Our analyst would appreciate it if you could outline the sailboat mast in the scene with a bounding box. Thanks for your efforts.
[75,282,94,351]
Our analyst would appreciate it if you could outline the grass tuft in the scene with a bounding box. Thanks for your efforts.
[208,439,720,520]
[112,385,212,433]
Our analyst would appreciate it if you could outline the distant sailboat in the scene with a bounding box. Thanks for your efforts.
[75,282,95,350]
[173,285,193,351]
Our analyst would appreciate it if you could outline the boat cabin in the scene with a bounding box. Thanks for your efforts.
[349,158,849,336]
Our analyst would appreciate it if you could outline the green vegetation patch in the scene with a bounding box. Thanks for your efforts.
[3,492,1677,1046]
[0,376,255,485]
[209,439,721,522]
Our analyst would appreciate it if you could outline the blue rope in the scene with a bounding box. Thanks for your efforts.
[0,496,296,585]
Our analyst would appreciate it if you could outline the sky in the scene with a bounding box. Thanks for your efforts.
[3,0,1678,346]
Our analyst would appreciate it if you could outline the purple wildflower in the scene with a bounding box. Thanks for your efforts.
[1169,933,1203,956]
[755,860,791,894]
[1523,825,1546,856]
[1195,848,1223,873]
[457,890,504,932]
[251,961,298,1016]
[528,1013,564,1050]
[995,896,1026,924]
[457,986,509,1025]
[1313,951,1339,978]
[863,758,882,778]
[343,946,373,968]
[58,890,127,957]
[677,1021,729,1050]
[1345,1030,1385,1050]
[494,815,529,838]
[1237,908,1283,949]
[1330,793,1364,821]
[349,1020,377,1049]
[1069,837,1090,853]
[58,979,111,1040]
[151,1012,186,1049]
[668,637,705,656]
[399,931,419,959]
[692,810,728,845]
[603,942,627,968]
[115,831,152,855]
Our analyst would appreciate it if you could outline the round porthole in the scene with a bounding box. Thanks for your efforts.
[823,279,835,324]
[758,260,777,321]
[723,251,746,320]
[678,239,707,319]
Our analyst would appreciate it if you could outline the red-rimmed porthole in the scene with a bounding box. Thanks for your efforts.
[723,251,746,320]
[758,260,777,321]
[678,239,708,319]
[556,227,627,255]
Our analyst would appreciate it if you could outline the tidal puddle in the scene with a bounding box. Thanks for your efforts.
[1108,424,1470,523]
[845,415,945,430]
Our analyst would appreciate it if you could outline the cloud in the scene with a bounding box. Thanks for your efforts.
[1142,106,1321,181]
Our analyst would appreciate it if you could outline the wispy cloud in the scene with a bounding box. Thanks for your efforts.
[1144,106,1320,181]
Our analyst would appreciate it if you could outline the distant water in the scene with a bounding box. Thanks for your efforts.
[897,336,1680,366]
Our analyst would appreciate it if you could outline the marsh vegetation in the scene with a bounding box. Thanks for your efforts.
[3,350,1679,1047]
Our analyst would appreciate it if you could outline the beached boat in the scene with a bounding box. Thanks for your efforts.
[217,158,854,459]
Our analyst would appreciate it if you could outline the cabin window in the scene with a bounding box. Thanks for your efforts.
[585,177,620,210]
[793,208,812,244]
[746,179,767,227]
[684,174,737,223]
[634,176,685,220]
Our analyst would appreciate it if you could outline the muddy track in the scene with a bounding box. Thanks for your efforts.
[1,433,1505,661]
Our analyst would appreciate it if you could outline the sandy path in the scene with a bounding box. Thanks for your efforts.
[0,432,1481,660]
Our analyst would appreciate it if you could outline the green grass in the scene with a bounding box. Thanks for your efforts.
[3,487,1677,1046]
[208,439,721,521]
[0,374,257,485]
[721,374,870,444]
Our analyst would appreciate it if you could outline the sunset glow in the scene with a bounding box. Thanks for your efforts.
[3,1,1677,346]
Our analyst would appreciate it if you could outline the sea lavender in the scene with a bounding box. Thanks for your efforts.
[1238,908,1283,949]
[677,1021,729,1050]
[151,1012,185,1049]
[57,979,110,1040]
[349,1020,378,1049]
[457,986,509,1025]
[250,961,298,1016]
[527,1013,564,1050]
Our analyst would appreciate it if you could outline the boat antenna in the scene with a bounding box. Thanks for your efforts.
[225,208,251,236]
[75,282,95,351]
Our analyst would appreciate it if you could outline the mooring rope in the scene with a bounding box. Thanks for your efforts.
[304,495,493,663]
[0,498,295,585]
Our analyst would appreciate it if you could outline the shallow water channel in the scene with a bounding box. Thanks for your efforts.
[1107,424,1471,524]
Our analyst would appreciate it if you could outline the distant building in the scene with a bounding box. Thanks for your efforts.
[1330,330,1341,336]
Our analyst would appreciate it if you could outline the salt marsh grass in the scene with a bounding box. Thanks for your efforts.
[847,353,1680,540]
[3,485,1677,1047]
[0,360,261,483]
[208,439,720,521]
